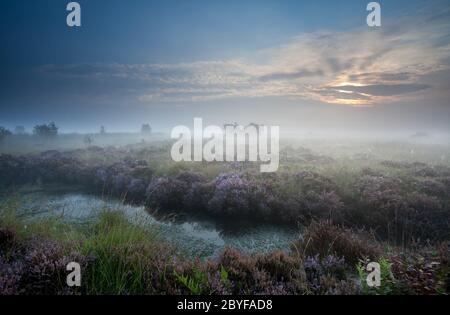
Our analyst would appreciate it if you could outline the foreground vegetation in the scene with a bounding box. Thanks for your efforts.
[1,138,449,295]
[1,141,449,246]
[1,202,449,295]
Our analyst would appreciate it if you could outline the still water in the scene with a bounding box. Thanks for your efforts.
[1,185,298,258]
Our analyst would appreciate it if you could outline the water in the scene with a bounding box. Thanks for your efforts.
[0,185,298,258]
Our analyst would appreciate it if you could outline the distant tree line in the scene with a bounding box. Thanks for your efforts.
[0,127,12,141]
[33,122,59,137]
[0,122,59,142]
[0,122,154,143]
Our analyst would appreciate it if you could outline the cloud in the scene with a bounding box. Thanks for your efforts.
[39,3,450,107]
[328,84,430,96]
[258,69,324,81]
[348,72,416,83]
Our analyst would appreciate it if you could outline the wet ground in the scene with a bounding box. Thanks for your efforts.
[0,185,298,258]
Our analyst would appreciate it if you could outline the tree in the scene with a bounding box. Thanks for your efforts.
[33,122,58,137]
[15,126,26,135]
[0,127,12,141]
[141,123,152,135]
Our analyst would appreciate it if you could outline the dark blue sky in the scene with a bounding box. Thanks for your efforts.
[0,0,425,65]
[0,0,449,133]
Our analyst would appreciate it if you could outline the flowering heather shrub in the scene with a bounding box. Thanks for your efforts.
[381,160,415,169]
[439,176,450,189]
[0,225,362,296]
[211,249,357,295]
[303,255,358,295]
[257,171,341,224]
[18,237,70,294]
[301,191,344,222]
[361,167,384,177]
[255,250,304,284]
[356,174,405,196]
[93,167,111,188]
[1,149,449,244]
[438,242,450,266]
[126,178,147,202]
[350,173,447,243]
[175,171,206,184]
[111,174,134,196]
[207,173,254,217]
[380,161,446,178]
[182,181,212,212]
[355,170,449,243]
[295,171,337,193]
[0,255,24,295]
[85,163,153,200]
[413,165,439,178]
[214,247,306,294]
[130,166,154,182]
[0,154,33,186]
[389,244,450,295]
[403,192,448,242]
[212,247,357,295]
[0,236,86,295]
[294,221,381,266]
[213,247,258,293]
[2,204,448,295]
[207,270,231,295]
[0,228,16,251]
[146,171,205,211]
[414,178,448,197]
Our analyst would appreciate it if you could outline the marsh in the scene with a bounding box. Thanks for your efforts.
[0,133,449,294]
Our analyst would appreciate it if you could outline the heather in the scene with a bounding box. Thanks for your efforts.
[1,203,449,295]
[1,138,450,295]
[1,143,449,245]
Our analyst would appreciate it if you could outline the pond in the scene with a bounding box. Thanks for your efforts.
[0,185,298,258]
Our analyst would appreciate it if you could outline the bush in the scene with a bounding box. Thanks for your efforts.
[207,173,254,217]
[0,228,17,251]
[294,221,381,266]
[0,236,86,295]
[0,148,448,245]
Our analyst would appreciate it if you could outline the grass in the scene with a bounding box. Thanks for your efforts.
[0,201,169,294]
[0,198,79,242]
[1,137,449,295]
[1,200,449,295]
[75,210,159,294]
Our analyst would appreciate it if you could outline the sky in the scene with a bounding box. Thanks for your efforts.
[0,0,449,134]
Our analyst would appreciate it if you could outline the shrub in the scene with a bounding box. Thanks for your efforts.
[388,245,450,295]
[207,173,254,217]
[294,221,381,266]
[0,236,86,295]
[0,228,17,251]
[304,254,357,295]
